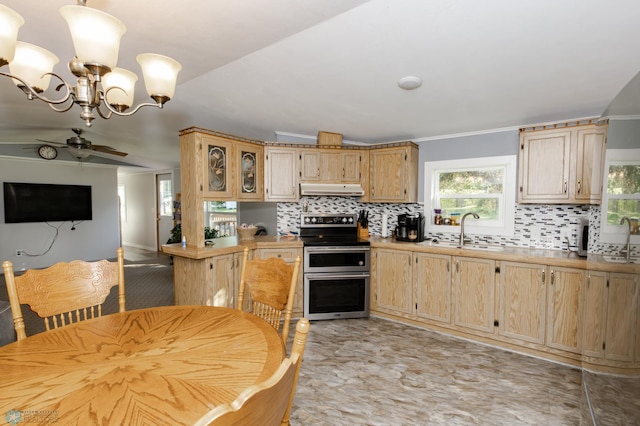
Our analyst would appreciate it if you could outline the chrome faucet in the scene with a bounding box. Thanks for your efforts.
[620,216,632,261]
[459,212,480,247]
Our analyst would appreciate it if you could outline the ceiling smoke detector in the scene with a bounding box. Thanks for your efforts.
[397,76,422,90]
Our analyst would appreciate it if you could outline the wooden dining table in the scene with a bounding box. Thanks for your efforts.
[0,305,286,425]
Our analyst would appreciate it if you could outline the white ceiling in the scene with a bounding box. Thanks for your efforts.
[1,0,640,170]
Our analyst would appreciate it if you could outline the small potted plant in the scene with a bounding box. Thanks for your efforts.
[167,223,219,244]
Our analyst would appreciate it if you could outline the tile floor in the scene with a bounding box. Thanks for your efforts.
[289,317,639,426]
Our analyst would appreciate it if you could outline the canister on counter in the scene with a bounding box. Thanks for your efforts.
[434,209,443,225]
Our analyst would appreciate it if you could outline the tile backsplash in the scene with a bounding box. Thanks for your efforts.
[277,197,636,256]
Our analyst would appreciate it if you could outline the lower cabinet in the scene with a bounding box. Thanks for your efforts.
[546,267,585,354]
[372,249,413,316]
[583,271,608,358]
[415,253,451,324]
[173,253,236,307]
[498,261,546,344]
[172,247,303,315]
[583,271,639,363]
[370,246,639,372]
[604,272,638,362]
[452,256,495,334]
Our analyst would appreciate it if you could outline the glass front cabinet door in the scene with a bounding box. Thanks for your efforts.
[236,141,263,201]
[203,136,233,199]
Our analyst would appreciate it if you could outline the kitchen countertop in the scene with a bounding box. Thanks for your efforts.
[162,234,638,273]
[369,236,640,274]
[161,235,303,259]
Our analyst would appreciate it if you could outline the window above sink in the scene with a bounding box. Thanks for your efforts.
[424,155,516,237]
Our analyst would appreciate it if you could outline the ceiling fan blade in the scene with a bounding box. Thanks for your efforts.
[36,139,69,147]
[91,145,128,157]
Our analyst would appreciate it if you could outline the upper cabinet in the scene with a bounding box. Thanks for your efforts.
[368,143,419,203]
[235,141,264,201]
[201,132,264,201]
[203,136,234,199]
[179,128,265,247]
[518,122,607,204]
[181,127,418,205]
[264,146,299,202]
[299,148,364,183]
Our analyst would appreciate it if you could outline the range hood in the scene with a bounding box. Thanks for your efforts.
[299,183,365,196]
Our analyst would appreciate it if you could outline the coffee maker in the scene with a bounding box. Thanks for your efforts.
[395,213,425,242]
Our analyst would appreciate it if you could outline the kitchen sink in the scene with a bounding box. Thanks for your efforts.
[419,241,504,252]
[601,255,638,264]
[462,244,505,252]
[422,241,459,248]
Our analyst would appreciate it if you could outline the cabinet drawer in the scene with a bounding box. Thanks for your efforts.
[257,248,300,263]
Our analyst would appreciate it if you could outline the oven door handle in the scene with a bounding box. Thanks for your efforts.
[304,246,370,253]
[305,272,370,280]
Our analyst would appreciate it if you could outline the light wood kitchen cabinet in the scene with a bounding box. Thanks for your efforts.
[372,248,413,316]
[173,254,236,307]
[299,149,323,181]
[574,126,607,203]
[604,272,638,362]
[452,256,495,334]
[498,261,546,344]
[415,253,451,324]
[582,271,607,359]
[299,149,364,183]
[264,147,299,202]
[202,135,234,199]
[546,267,585,354]
[367,242,640,372]
[341,151,362,182]
[201,134,264,201]
[234,141,263,201]
[256,247,304,316]
[369,143,419,203]
[518,122,607,204]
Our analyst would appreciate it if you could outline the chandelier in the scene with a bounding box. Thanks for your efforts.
[0,1,181,127]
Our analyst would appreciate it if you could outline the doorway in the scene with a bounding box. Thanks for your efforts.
[156,173,173,250]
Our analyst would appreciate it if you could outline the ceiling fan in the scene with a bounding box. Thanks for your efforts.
[36,128,128,159]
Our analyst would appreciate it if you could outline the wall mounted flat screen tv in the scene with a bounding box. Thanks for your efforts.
[3,182,92,223]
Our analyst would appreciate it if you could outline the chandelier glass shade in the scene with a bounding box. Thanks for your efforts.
[60,5,126,71]
[0,4,24,66]
[9,42,59,92]
[102,67,138,110]
[0,1,181,126]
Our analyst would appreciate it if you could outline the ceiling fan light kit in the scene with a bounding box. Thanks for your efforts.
[397,75,422,90]
[0,0,182,127]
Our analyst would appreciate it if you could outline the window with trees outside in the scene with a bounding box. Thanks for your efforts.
[424,155,516,236]
[599,149,640,244]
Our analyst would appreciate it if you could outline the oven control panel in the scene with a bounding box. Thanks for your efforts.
[301,214,356,227]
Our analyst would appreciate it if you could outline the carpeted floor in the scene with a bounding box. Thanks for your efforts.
[0,248,174,337]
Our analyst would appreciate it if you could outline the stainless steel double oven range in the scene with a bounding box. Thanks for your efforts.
[300,213,370,320]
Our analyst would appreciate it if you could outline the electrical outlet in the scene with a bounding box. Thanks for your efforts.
[16,250,24,256]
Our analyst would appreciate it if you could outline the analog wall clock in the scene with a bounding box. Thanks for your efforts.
[37,145,58,160]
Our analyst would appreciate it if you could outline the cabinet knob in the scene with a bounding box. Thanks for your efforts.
[577,179,581,194]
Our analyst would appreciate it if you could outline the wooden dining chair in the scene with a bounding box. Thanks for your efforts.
[195,318,310,426]
[1,247,126,340]
[236,247,302,344]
